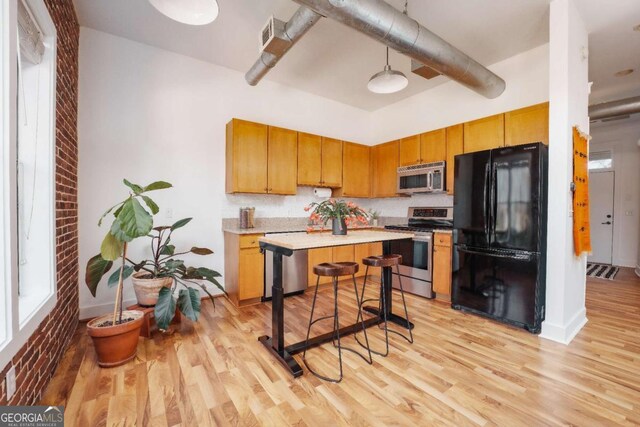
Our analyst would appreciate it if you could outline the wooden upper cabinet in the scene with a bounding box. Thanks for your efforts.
[371,140,399,198]
[321,137,343,188]
[421,128,447,163]
[505,102,549,146]
[226,119,268,194]
[399,135,421,166]
[267,126,298,195]
[336,142,370,198]
[446,124,464,195]
[297,132,322,186]
[463,113,505,153]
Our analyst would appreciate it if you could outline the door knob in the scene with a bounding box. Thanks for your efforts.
[601,221,612,225]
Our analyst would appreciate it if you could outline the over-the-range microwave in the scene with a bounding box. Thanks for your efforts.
[397,161,446,194]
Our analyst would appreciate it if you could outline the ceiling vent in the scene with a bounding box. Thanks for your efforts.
[260,16,291,56]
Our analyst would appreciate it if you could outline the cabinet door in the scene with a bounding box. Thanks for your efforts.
[505,102,549,147]
[446,124,464,195]
[463,114,505,153]
[227,119,268,193]
[333,245,355,263]
[420,129,447,163]
[399,135,421,166]
[340,142,370,198]
[432,244,452,296]
[321,137,343,188]
[267,126,298,195]
[308,247,333,287]
[239,247,265,300]
[298,132,322,186]
[354,242,383,279]
[371,141,399,198]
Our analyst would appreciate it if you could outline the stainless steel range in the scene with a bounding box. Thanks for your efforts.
[385,207,453,298]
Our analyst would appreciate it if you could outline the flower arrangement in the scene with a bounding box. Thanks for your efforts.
[305,199,369,235]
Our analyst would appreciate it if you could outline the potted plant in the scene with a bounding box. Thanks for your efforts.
[368,209,380,227]
[85,179,224,367]
[84,179,172,367]
[305,199,368,235]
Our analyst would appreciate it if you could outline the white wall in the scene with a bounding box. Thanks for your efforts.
[541,0,589,344]
[369,44,550,142]
[78,28,372,317]
[589,118,640,268]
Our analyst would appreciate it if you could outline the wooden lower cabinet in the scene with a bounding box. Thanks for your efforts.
[432,232,452,301]
[307,239,383,286]
[224,232,265,306]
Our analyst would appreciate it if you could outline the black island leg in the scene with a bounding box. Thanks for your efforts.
[257,245,303,378]
[363,240,415,330]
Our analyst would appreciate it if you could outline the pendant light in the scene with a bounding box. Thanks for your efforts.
[367,46,408,94]
[149,0,219,26]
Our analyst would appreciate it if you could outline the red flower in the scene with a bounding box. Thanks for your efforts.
[304,205,311,212]
[306,227,313,233]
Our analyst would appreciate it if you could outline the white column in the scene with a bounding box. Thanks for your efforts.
[541,0,590,344]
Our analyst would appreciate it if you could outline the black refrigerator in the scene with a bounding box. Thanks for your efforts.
[452,142,548,333]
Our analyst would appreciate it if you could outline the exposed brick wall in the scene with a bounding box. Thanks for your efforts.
[0,0,79,406]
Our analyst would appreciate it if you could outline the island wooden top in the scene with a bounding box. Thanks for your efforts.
[259,230,414,251]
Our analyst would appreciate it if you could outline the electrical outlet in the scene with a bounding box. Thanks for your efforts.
[625,210,633,216]
[6,365,16,399]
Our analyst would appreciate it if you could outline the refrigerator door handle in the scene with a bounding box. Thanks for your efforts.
[483,163,491,242]
[457,246,533,261]
[490,164,497,242]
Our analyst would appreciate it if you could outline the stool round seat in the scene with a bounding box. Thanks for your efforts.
[362,254,402,268]
[313,262,359,277]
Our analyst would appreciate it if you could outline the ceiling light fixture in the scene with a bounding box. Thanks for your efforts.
[615,69,634,77]
[367,47,409,94]
[148,0,219,26]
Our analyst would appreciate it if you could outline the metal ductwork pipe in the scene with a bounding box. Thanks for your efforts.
[245,7,322,86]
[589,96,640,121]
[292,0,506,99]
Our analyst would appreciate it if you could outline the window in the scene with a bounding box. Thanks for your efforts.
[0,0,56,370]
[588,150,613,171]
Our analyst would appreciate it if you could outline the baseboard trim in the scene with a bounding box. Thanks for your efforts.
[540,308,588,344]
[635,265,640,278]
[79,286,225,321]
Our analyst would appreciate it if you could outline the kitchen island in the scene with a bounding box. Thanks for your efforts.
[259,230,414,378]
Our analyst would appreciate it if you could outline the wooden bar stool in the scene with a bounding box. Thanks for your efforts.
[302,262,373,383]
[355,254,413,357]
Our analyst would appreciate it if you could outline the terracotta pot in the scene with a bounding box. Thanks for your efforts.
[86,310,144,368]
[131,272,173,307]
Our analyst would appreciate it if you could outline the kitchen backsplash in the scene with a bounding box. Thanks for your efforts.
[224,187,454,220]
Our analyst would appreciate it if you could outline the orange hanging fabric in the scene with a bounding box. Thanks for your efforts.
[572,126,592,256]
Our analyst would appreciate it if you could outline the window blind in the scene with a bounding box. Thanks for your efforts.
[17,0,44,64]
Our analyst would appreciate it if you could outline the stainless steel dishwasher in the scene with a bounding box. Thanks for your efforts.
[263,232,309,300]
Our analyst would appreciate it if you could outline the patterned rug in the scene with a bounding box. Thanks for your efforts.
[586,263,619,280]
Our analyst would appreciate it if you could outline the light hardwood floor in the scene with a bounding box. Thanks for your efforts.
[41,269,640,426]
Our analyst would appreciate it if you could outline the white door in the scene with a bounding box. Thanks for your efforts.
[588,171,614,264]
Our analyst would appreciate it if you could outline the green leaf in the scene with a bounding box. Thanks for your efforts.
[98,201,124,226]
[141,195,159,215]
[171,218,192,231]
[123,179,144,194]
[160,244,175,256]
[177,288,201,322]
[85,255,113,297]
[107,265,134,287]
[110,218,134,242]
[154,287,176,330]
[143,181,172,192]
[115,198,153,239]
[164,259,185,272]
[183,267,224,294]
[190,247,213,255]
[100,232,123,261]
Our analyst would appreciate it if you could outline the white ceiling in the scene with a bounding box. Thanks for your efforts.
[576,0,640,105]
[73,0,550,111]
[72,0,640,111]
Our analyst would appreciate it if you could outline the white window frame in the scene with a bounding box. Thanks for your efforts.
[0,0,57,371]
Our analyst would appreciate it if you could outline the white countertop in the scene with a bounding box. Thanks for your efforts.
[259,230,415,251]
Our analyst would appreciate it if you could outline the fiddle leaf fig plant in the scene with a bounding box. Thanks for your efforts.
[86,180,225,331]
[86,179,172,326]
